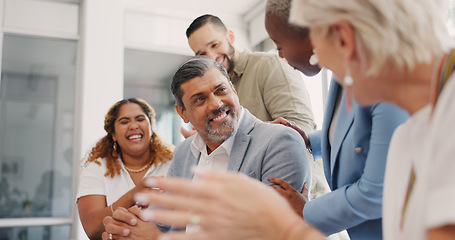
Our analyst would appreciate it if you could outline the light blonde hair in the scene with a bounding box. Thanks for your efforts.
[290,0,452,76]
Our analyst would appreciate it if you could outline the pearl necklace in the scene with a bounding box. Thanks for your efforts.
[124,162,152,173]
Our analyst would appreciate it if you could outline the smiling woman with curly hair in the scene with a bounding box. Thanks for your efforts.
[76,98,173,239]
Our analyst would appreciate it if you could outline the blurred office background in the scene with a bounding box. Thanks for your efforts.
[0,0,453,239]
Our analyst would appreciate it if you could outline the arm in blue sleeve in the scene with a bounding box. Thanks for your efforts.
[303,103,408,235]
[308,130,322,160]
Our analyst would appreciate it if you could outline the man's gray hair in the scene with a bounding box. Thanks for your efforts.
[171,56,230,109]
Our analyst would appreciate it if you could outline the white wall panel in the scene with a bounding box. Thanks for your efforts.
[4,0,78,36]
[77,0,124,162]
[124,11,194,55]
[124,9,251,55]
[248,11,268,48]
[76,3,123,240]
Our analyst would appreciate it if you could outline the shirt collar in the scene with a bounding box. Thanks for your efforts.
[190,107,244,158]
[233,50,249,77]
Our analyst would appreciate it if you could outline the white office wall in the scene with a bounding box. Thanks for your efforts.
[124,7,251,54]
[75,2,124,239]
[245,1,268,48]
[3,0,78,38]
[78,0,124,159]
[248,11,268,47]
[124,11,192,55]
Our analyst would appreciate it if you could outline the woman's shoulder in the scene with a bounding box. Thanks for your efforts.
[81,157,109,171]
[360,101,409,121]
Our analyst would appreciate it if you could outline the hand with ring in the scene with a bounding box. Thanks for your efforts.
[136,170,324,240]
[102,206,164,240]
[188,214,200,225]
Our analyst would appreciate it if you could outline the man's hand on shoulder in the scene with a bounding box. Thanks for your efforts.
[180,126,197,139]
[270,117,311,151]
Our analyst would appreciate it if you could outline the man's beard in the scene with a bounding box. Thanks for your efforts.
[225,43,236,74]
[204,105,238,143]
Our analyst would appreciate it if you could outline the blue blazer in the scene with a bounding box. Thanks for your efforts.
[168,108,311,193]
[303,81,408,239]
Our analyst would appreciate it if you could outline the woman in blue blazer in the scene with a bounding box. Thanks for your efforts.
[271,79,408,239]
[312,81,407,238]
[265,1,409,239]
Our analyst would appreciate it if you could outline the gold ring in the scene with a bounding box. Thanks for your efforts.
[109,233,113,240]
[189,214,200,225]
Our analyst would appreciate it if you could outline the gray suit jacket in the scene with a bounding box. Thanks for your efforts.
[167,109,311,192]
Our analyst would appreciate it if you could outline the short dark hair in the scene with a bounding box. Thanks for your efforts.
[186,14,227,38]
[171,56,230,110]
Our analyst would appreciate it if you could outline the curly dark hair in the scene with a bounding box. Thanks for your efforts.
[84,98,173,177]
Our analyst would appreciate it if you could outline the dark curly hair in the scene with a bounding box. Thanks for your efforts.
[84,98,173,177]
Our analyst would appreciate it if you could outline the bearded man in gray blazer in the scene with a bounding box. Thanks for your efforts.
[169,56,311,191]
[101,56,311,239]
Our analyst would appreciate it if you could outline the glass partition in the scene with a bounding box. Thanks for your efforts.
[0,34,77,239]
[0,225,71,240]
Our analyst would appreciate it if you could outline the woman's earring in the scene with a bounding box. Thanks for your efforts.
[344,73,354,86]
[344,67,354,111]
[309,53,318,66]
[112,141,118,158]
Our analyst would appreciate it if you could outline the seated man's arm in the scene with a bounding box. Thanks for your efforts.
[260,127,311,194]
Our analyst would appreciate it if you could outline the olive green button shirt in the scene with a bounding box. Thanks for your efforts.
[231,50,317,133]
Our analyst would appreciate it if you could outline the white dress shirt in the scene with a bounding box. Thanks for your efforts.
[186,107,244,232]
